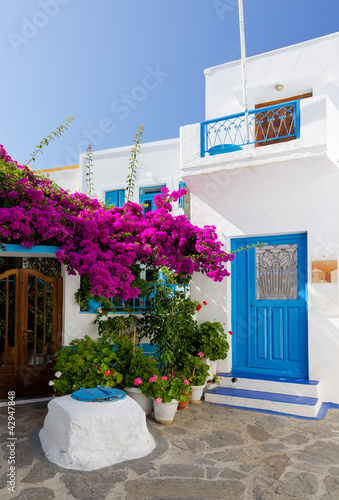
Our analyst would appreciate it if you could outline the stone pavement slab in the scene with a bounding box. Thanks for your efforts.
[1,400,339,499]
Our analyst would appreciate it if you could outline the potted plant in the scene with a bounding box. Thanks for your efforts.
[183,354,210,404]
[112,333,159,415]
[136,286,199,375]
[194,321,230,379]
[141,374,192,424]
[50,334,123,395]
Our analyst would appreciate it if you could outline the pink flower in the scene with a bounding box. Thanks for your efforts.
[161,376,168,381]
[184,379,189,385]
[197,352,204,359]
[155,398,162,405]
[148,375,158,383]
[134,378,142,386]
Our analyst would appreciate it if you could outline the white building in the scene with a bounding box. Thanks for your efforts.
[2,33,339,419]
[181,32,339,417]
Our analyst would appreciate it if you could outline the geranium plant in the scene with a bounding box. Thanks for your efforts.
[109,332,159,389]
[50,334,123,395]
[141,374,192,404]
[195,321,230,362]
[183,354,210,386]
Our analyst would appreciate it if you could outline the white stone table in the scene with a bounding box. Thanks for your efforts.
[39,394,156,470]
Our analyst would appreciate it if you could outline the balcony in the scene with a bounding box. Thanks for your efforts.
[201,100,300,157]
[180,95,339,175]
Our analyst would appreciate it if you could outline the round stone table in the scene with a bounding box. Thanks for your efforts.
[39,394,155,470]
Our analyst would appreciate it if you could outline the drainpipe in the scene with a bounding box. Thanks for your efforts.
[238,0,250,144]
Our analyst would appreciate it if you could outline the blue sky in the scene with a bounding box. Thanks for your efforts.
[1,0,339,171]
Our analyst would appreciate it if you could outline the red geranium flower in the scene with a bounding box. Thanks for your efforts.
[228,331,233,335]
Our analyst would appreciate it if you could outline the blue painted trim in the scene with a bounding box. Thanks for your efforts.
[200,122,206,157]
[295,99,301,140]
[207,387,318,406]
[1,244,61,254]
[203,400,339,421]
[201,99,300,157]
[218,371,319,385]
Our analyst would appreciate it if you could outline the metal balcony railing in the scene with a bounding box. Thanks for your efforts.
[201,100,300,157]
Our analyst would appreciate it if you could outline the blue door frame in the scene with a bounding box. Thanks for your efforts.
[231,233,308,378]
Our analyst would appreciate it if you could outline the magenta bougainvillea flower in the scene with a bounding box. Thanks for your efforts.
[0,145,234,299]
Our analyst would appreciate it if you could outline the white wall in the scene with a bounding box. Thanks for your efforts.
[42,166,80,193]
[205,32,339,119]
[78,138,182,212]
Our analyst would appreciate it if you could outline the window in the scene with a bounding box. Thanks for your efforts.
[139,186,166,214]
[255,93,312,147]
[105,190,125,207]
[178,181,190,219]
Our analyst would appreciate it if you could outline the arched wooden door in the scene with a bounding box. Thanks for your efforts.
[0,269,63,398]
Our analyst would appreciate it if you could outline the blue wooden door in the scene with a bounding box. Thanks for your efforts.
[231,234,308,378]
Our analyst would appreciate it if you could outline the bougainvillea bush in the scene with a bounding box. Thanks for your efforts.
[0,145,234,299]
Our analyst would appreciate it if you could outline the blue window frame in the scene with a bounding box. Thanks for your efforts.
[178,181,186,211]
[139,185,166,214]
[105,190,125,207]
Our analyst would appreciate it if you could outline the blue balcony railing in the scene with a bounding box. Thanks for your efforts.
[103,283,190,314]
[201,100,300,157]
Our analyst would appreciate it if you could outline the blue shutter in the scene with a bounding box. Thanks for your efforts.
[105,190,125,207]
[179,181,186,210]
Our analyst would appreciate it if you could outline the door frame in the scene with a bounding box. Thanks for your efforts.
[231,233,308,378]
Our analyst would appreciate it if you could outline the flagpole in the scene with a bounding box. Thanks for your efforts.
[238,0,250,144]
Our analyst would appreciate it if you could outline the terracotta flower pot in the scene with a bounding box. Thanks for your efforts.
[178,394,190,410]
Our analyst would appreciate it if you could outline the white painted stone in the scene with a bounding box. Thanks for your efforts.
[39,394,156,470]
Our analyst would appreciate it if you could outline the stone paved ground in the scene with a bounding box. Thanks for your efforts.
[1,400,339,499]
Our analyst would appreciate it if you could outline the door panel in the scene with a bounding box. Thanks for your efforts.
[0,269,62,397]
[232,234,308,378]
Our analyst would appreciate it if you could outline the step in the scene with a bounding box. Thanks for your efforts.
[205,386,322,418]
[217,372,320,398]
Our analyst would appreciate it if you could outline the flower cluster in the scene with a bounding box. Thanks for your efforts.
[141,373,192,403]
[0,147,234,299]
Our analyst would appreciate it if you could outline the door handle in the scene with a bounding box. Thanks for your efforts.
[23,329,33,333]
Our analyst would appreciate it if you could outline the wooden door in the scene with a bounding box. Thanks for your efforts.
[0,269,63,398]
[255,93,312,147]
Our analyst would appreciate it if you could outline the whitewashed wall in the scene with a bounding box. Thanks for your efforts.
[181,32,339,403]
[78,138,182,213]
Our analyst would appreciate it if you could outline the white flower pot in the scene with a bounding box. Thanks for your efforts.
[190,384,205,404]
[152,398,178,424]
[124,387,153,416]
